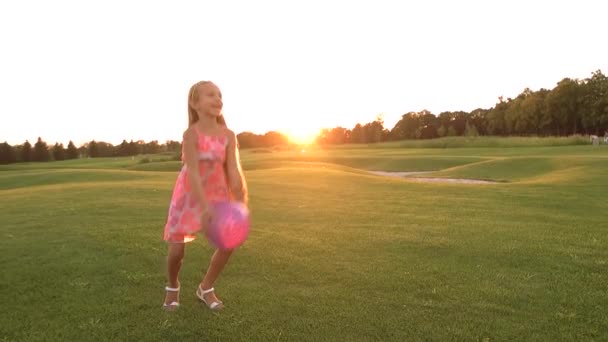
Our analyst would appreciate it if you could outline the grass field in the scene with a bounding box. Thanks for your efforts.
[1,138,607,341]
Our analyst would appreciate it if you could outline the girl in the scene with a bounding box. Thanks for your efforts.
[162,81,248,311]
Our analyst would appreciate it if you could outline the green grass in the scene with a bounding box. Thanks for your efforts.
[334,135,591,149]
[1,141,607,341]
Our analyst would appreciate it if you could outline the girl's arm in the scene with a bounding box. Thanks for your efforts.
[183,128,209,210]
[225,130,248,205]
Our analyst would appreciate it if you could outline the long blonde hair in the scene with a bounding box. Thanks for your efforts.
[187,81,227,127]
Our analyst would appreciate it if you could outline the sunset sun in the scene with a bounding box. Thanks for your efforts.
[284,127,320,145]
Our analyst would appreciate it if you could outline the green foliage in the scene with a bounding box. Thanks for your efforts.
[446,126,457,137]
[582,70,608,134]
[437,124,447,137]
[66,141,79,160]
[21,140,32,162]
[0,142,17,164]
[88,140,99,158]
[464,122,479,137]
[236,131,290,149]
[317,70,607,146]
[52,143,65,161]
[350,123,365,143]
[32,137,50,162]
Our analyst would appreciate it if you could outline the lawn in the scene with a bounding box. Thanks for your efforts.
[1,139,607,341]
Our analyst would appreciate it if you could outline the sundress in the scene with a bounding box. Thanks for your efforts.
[164,128,230,243]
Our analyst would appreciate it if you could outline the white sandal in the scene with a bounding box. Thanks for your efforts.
[163,286,180,311]
[196,285,224,311]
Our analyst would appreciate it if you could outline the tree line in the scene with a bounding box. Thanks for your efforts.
[0,134,292,164]
[317,70,608,144]
[2,70,606,164]
[0,139,183,164]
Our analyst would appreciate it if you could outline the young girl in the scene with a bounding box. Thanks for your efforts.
[162,81,248,311]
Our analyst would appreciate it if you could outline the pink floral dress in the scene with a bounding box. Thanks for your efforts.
[164,128,230,243]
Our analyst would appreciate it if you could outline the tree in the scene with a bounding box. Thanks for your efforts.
[437,125,447,137]
[545,78,583,135]
[381,128,391,141]
[486,97,508,135]
[21,140,32,162]
[52,143,66,161]
[363,115,385,143]
[66,141,79,159]
[509,88,551,136]
[451,111,468,136]
[236,132,260,149]
[464,122,479,137]
[91,141,116,157]
[32,137,50,162]
[78,146,87,158]
[469,108,489,135]
[263,131,289,146]
[117,140,130,156]
[88,140,99,158]
[582,70,608,135]
[417,110,439,139]
[390,112,419,140]
[316,127,350,145]
[437,111,466,137]
[520,89,549,135]
[235,132,289,149]
[165,140,181,153]
[144,140,161,154]
[446,126,457,136]
[330,127,350,144]
[350,124,365,143]
[437,111,453,136]
[0,142,17,164]
[127,140,140,156]
[505,94,524,134]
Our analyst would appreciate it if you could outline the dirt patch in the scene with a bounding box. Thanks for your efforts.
[408,177,498,184]
[368,171,432,177]
[369,171,499,184]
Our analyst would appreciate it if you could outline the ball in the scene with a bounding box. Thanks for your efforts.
[206,201,250,250]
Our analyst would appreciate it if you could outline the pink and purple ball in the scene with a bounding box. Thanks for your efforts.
[206,201,250,250]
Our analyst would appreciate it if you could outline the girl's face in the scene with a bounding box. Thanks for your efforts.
[193,82,223,118]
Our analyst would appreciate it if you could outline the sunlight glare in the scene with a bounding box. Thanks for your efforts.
[284,127,320,145]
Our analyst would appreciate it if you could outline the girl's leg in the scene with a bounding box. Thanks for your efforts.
[165,242,185,305]
[199,248,234,303]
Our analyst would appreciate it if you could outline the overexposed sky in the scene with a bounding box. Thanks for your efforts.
[1,0,606,146]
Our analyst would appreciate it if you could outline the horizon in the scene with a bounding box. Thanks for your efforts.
[1,0,607,147]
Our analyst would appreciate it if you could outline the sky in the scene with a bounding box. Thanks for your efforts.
[1,0,607,146]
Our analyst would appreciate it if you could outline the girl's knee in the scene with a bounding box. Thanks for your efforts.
[168,243,185,260]
[216,248,234,257]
